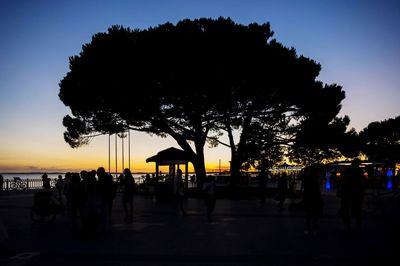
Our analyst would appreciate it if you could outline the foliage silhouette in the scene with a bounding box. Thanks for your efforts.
[360,116,400,163]
[59,17,350,181]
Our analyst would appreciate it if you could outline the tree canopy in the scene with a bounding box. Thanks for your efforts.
[360,116,400,163]
[59,17,349,180]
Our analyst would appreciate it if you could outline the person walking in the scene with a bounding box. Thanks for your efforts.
[302,165,323,235]
[276,173,288,210]
[202,175,216,222]
[258,167,267,205]
[173,169,186,215]
[122,168,135,223]
[97,167,115,229]
[337,159,368,232]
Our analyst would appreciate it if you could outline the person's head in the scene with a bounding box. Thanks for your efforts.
[97,167,106,176]
[80,170,88,180]
[123,168,131,176]
[177,169,182,177]
[71,172,81,183]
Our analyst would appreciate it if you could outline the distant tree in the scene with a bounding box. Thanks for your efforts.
[360,116,400,163]
[291,115,361,165]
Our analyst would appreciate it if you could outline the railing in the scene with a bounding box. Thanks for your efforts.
[1,178,56,191]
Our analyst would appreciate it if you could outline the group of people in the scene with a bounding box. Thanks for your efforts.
[53,166,217,236]
[300,159,368,235]
[172,169,217,222]
[257,158,368,235]
[56,167,135,236]
[35,158,371,236]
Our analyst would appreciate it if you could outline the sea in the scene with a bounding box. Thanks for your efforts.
[0,173,148,184]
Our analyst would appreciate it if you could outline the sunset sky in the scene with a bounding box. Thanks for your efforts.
[0,0,399,173]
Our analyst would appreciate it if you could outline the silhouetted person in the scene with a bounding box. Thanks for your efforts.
[117,173,124,192]
[173,169,186,215]
[277,173,288,210]
[42,173,50,189]
[202,175,216,222]
[337,159,367,232]
[190,175,196,186]
[122,168,135,223]
[81,170,99,237]
[395,171,400,190]
[0,174,4,191]
[97,167,114,228]
[145,173,151,183]
[55,175,63,200]
[302,165,323,235]
[258,167,267,205]
[66,172,81,233]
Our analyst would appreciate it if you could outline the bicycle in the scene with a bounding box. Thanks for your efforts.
[365,189,400,217]
[10,177,27,190]
[30,191,65,223]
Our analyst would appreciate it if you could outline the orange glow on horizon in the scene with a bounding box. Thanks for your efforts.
[0,160,231,174]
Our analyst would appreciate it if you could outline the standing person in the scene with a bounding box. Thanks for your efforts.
[258,167,267,205]
[202,175,216,222]
[42,173,50,189]
[81,170,99,237]
[337,159,368,232]
[302,165,323,235]
[66,172,81,233]
[122,168,135,223]
[97,167,115,229]
[276,172,288,210]
[55,175,63,200]
[0,174,4,192]
[173,169,186,215]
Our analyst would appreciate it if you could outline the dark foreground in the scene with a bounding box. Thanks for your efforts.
[0,190,399,266]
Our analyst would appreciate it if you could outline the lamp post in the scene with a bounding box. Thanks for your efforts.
[128,130,131,169]
[115,134,118,178]
[118,131,128,173]
[108,134,111,174]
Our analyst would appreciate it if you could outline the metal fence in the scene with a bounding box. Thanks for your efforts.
[0,178,56,191]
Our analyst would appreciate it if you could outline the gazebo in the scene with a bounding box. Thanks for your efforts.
[146,147,191,187]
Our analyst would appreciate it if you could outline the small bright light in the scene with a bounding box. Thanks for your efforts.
[387,178,393,190]
[387,169,393,177]
[326,180,331,190]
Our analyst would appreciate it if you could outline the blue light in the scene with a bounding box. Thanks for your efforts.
[387,169,393,177]
[326,180,331,190]
[387,178,393,190]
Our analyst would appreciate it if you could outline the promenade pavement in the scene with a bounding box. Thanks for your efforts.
[0,189,399,265]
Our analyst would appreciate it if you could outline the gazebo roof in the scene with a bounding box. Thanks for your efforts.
[146,147,191,165]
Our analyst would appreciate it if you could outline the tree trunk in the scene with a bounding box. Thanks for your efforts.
[226,120,240,186]
[226,110,253,186]
[193,140,207,187]
[192,156,206,187]
[230,154,241,186]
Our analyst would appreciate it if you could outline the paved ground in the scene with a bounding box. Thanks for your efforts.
[0,189,399,265]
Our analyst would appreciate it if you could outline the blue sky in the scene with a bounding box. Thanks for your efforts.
[0,0,399,172]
